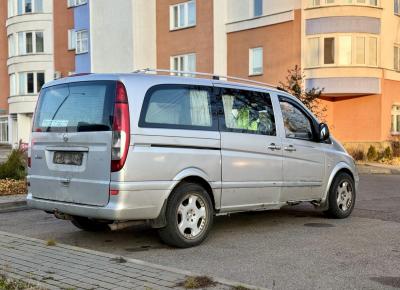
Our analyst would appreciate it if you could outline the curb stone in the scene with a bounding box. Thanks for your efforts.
[357,164,400,175]
[0,200,28,213]
[0,230,270,290]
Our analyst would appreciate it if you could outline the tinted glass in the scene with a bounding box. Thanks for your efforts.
[25,0,32,12]
[26,32,33,53]
[36,32,44,53]
[142,86,213,128]
[324,38,335,64]
[280,100,313,140]
[221,89,276,136]
[254,0,263,16]
[36,72,45,92]
[33,81,116,133]
[27,73,34,93]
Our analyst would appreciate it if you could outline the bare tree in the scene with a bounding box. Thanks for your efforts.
[278,65,327,121]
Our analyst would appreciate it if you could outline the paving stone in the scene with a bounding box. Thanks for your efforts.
[0,230,264,290]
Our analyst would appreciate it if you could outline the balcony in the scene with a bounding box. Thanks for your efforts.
[305,66,382,96]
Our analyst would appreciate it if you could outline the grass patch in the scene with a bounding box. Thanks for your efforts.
[0,274,40,290]
[177,276,217,289]
[46,239,56,247]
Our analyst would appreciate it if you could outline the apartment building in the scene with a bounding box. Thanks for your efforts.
[154,0,400,148]
[3,0,74,146]
[302,0,400,148]
[0,0,9,143]
[69,0,156,74]
[10,0,393,148]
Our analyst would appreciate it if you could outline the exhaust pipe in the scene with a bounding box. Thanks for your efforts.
[108,220,146,231]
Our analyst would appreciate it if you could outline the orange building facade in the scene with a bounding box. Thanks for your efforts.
[156,0,400,149]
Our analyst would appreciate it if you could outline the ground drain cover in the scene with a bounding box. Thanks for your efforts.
[304,223,335,228]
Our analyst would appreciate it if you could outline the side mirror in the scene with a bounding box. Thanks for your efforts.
[319,123,330,142]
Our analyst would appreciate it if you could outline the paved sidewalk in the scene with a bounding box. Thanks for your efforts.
[0,231,264,290]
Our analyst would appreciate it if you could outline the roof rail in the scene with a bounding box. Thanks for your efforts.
[132,68,278,89]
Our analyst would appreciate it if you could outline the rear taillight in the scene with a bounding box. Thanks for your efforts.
[111,82,130,172]
[28,139,34,168]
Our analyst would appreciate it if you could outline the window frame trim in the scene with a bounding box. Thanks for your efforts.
[278,95,322,143]
[305,33,380,69]
[217,87,277,137]
[138,84,219,131]
[169,0,197,31]
[249,47,264,76]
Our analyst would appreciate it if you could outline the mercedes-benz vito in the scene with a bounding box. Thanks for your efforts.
[27,72,359,248]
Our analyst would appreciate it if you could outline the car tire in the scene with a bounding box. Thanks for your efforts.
[158,182,214,248]
[324,172,356,219]
[70,216,110,232]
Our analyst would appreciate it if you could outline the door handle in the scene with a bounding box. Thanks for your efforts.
[60,178,71,187]
[267,143,281,151]
[284,145,297,152]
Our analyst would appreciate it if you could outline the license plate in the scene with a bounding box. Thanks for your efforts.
[53,151,83,166]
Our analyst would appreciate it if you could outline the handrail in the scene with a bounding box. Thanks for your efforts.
[132,68,278,89]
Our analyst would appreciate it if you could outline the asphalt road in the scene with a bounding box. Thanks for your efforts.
[1,174,399,290]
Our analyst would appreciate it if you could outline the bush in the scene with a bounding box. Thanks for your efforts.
[383,146,393,160]
[348,149,365,161]
[0,148,27,180]
[392,141,400,158]
[367,145,378,161]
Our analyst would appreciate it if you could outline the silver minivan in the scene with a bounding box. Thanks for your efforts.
[28,72,359,248]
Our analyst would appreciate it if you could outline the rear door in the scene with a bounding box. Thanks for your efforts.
[217,85,283,211]
[30,81,116,206]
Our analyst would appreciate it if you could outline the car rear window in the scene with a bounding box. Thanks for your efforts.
[33,81,116,133]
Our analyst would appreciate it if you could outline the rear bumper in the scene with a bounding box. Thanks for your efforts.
[27,187,170,221]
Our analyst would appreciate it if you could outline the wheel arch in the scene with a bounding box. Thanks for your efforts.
[319,162,357,210]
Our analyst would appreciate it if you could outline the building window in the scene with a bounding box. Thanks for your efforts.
[324,38,335,64]
[369,37,377,66]
[18,72,45,95]
[8,35,15,57]
[170,0,196,30]
[76,30,88,54]
[339,36,352,65]
[355,36,365,64]
[9,74,16,96]
[309,0,379,7]
[17,0,43,15]
[253,0,263,17]
[17,31,44,55]
[0,118,9,144]
[68,29,76,50]
[249,47,263,76]
[395,46,400,71]
[307,38,320,67]
[395,0,399,15]
[308,35,378,68]
[8,0,14,17]
[170,53,196,75]
[67,0,87,8]
[392,105,400,133]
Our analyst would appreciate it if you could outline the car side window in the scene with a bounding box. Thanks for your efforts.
[279,99,314,141]
[220,89,276,136]
[140,85,216,130]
